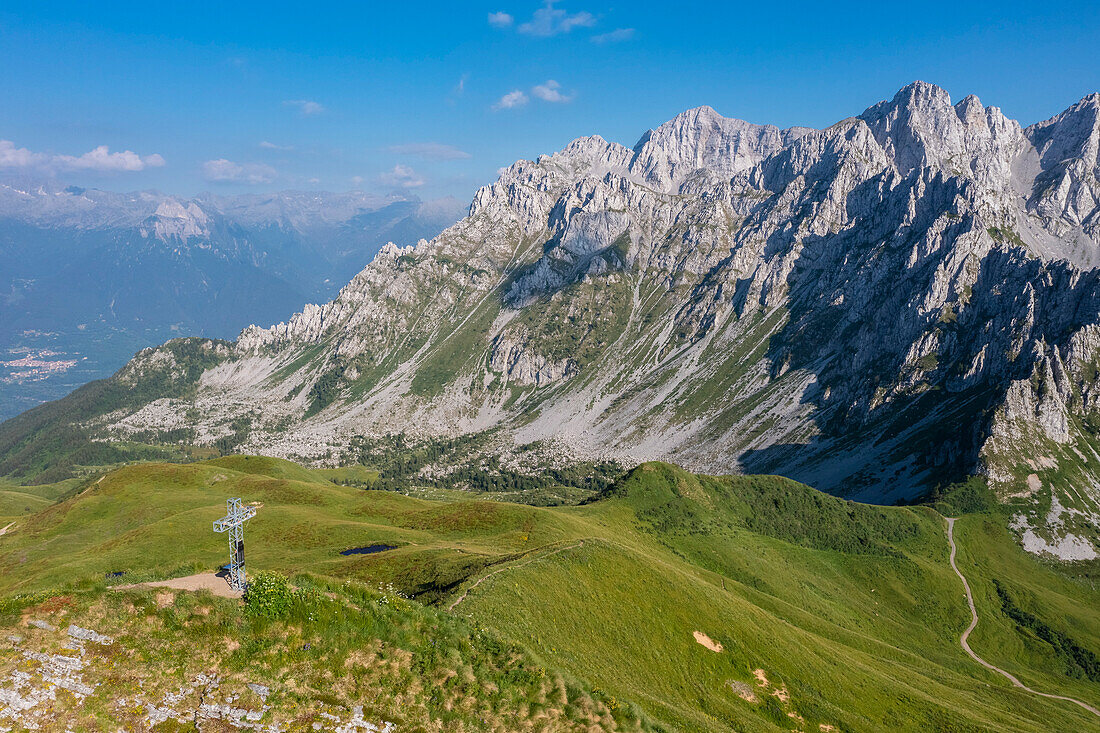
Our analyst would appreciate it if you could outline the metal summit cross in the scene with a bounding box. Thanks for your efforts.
[213,498,256,591]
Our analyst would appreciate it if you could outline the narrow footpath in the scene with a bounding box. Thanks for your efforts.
[945,517,1100,718]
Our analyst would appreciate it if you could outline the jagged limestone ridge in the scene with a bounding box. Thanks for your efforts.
[57,82,1100,558]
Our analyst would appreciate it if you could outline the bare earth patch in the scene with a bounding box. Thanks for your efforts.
[113,573,242,599]
[693,631,723,653]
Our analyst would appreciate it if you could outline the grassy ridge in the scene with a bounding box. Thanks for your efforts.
[0,457,574,604]
[459,464,1100,731]
[1,457,1098,731]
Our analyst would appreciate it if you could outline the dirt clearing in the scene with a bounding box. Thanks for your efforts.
[113,573,242,599]
[693,631,723,652]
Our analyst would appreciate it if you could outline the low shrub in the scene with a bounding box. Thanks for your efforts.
[245,571,294,618]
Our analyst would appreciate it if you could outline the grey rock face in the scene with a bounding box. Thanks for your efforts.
[23,82,1100,557]
[488,329,579,386]
[1025,93,1100,235]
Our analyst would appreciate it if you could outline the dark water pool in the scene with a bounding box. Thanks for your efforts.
[340,544,397,556]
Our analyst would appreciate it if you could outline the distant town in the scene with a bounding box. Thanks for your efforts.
[1,345,79,384]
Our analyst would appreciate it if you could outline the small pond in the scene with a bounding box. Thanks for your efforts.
[340,544,397,556]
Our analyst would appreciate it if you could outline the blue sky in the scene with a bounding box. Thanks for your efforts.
[1,1,1098,201]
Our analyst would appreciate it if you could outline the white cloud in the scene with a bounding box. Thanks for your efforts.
[0,140,165,173]
[57,146,165,172]
[258,140,293,150]
[202,158,277,184]
[591,27,634,43]
[387,142,471,161]
[0,141,41,169]
[532,80,573,103]
[283,99,325,116]
[351,175,366,187]
[488,11,513,28]
[378,164,424,188]
[493,90,529,110]
[518,1,595,37]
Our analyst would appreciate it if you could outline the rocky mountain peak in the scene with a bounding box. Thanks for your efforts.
[858,81,1023,181]
[629,105,812,191]
[1023,93,1100,235]
[148,198,210,241]
[1027,92,1100,169]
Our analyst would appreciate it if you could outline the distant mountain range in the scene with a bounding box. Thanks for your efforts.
[0,183,465,419]
[4,81,1100,562]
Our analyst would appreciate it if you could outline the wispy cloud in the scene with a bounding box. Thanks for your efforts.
[591,27,634,43]
[488,11,513,28]
[532,80,573,103]
[283,99,325,116]
[258,140,293,151]
[518,1,596,37]
[202,158,277,184]
[448,73,469,106]
[495,81,575,110]
[493,90,529,110]
[378,164,424,188]
[0,140,165,173]
[387,142,472,161]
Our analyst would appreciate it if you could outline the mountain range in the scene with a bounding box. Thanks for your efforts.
[3,80,1099,562]
[0,183,464,419]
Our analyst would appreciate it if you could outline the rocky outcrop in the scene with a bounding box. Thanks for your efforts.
[488,330,578,386]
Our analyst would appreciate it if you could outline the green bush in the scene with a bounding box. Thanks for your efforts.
[245,571,294,618]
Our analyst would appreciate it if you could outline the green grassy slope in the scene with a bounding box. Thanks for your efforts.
[1,574,657,731]
[0,460,576,604]
[1,458,1097,731]
[453,464,1100,732]
[955,514,1100,705]
[203,454,338,484]
[0,487,51,519]
[0,475,84,524]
